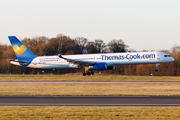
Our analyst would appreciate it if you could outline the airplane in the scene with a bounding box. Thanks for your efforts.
[8,36,174,76]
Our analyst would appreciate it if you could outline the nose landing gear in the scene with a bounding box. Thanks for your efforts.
[155,63,160,72]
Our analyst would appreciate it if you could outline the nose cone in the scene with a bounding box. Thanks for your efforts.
[171,57,175,62]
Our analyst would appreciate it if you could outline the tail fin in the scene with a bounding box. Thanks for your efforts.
[8,36,37,62]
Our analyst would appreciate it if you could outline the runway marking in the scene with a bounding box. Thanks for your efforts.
[0,81,180,84]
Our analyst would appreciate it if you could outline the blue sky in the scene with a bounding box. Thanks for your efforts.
[0,0,180,51]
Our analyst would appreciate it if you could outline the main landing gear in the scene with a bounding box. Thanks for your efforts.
[83,71,94,76]
[155,63,160,72]
[83,67,94,76]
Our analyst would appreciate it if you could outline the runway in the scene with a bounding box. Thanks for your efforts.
[0,81,180,84]
[0,96,180,106]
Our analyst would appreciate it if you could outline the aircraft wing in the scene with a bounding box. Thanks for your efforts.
[56,50,96,67]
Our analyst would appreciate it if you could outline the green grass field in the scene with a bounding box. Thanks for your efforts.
[0,74,180,81]
[0,106,179,120]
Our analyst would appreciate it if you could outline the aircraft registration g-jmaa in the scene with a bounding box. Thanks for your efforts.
[8,36,174,76]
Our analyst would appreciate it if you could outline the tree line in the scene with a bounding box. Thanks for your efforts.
[0,34,180,76]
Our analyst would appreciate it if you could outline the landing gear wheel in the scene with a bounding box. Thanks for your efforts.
[87,72,91,76]
[155,63,159,72]
[83,67,94,76]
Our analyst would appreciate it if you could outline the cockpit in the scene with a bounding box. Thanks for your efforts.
[162,53,174,63]
[164,55,171,57]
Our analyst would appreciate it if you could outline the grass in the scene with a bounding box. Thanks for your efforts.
[0,75,180,96]
[0,74,180,81]
[0,83,180,96]
[0,75,179,119]
[0,106,179,119]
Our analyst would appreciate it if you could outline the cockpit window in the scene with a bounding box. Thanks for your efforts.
[164,55,171,57]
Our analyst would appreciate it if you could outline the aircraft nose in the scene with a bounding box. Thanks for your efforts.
[171,57,175,62]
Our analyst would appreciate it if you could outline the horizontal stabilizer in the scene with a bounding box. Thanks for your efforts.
[8,59,30,64]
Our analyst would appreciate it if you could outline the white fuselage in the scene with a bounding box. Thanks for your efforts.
[10,51,174,69]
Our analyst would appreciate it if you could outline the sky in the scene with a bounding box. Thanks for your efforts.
[0,0,180,51]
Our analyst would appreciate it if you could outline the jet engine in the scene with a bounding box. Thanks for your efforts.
[92,63,115,70]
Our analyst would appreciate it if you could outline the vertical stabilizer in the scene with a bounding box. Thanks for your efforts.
[8,36,37,62]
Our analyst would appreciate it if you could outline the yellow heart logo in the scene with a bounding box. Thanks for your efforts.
[13,45,27,56]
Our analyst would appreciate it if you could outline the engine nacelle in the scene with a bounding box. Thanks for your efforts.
[92,63,115,70]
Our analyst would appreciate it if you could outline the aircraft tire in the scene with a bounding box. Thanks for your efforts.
[87,72,91,75]
[91,72,94,75]
[83,73,86,76]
